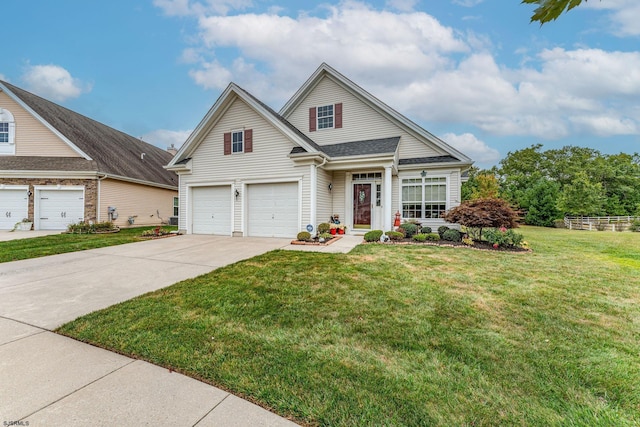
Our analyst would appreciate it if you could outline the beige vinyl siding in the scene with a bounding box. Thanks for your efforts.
[100,178,177,227]
[332,171,347,223]
[284,76,445,159]
[182,97,310,234]
[316,168,333,226]
[0,91,81,157]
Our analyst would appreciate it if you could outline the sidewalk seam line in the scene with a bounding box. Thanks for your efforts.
[192,393,231,426]
[19,359,137,420]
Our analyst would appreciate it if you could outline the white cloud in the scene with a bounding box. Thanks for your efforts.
[156,1,640,142]
[141,129,192,149]
[583,0,640,37]
[22,64,91,102]
[191,2,468,98]
[386,0,418,12]
[452,0,484,7]
[442,132,500,163]
[154,0,253,16]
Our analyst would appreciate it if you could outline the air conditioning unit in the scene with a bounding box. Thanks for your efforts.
[169,216,178,226]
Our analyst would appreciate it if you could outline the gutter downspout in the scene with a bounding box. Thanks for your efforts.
[97,174,108,222]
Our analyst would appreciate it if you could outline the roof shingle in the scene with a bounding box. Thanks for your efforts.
[1,81,177,188]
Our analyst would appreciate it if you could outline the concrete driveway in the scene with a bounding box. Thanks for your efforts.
[0,235,300,426]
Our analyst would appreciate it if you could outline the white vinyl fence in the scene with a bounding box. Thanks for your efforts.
[564,216,637,231]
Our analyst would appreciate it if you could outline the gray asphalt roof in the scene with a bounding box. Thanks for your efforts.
[398,155,459,165]
[289,136,400,158]
[0,156,96,171]
[2,81,177,188]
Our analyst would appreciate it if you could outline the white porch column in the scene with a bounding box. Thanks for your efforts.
[310,164,317,232]
[383,166,393,231]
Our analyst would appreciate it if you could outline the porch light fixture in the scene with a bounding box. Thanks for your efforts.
[420,170,427,177]
[235,189,240,199]
[328,183,333,192]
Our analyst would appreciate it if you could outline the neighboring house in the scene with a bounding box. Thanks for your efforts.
[166,63,473,238]
[0,81,178,230]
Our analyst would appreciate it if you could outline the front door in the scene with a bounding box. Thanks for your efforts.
[353,183,372,229]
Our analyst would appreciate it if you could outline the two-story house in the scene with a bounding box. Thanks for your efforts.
[166,63,472,237]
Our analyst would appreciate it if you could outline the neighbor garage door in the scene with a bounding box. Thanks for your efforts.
[38,189,85,230]
[0,188,28,230]
[247,182,298,238]
[191,186,232,235]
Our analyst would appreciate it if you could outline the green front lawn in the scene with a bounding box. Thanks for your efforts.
[58,227,640,426]
[0,226,175,263]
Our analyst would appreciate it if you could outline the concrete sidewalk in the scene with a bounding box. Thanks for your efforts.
[0,235,300,426]
[0,234,362,425]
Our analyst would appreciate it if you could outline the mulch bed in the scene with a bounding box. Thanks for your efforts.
[369,239,531,253]
[290,236,343,246]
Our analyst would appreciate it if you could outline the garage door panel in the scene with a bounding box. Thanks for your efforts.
[0,189,29,230]
[38,189,84,230]
[191,186,231,235]
[247,182,298,238]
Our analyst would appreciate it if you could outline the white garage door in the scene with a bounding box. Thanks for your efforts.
[191,186,232,235]
[0,189,29,230]
[38,189,85,230]
[247,182,299,238]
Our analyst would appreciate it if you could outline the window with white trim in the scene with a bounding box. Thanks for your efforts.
[173,197,179,217]
[402,177,447,219]
[317,105,334,129]
[232,130,243,153]
[0,122,8,143]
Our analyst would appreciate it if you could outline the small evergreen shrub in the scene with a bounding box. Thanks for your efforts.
[398,222,419,238]
[421,226,432,234]
[364,230,384,242]
[413,233,427,242]
[483,227,524,248]
[437,225,450,238]
[425,233,440,241]
[386,231,404,241]
[297,231,311,241]
[317,223,331,234]
[442,229,462,242]
[319,232,333,240]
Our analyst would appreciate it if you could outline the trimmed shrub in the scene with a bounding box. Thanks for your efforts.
[317,223,331,234]
[413,233,427,242]
[425,233,440,241]
[319,232,333,240]
[442,229,462,242]
[67,221,116,234]
[421,226,432,234]
[437,225,450,238]
[297,231,311,241]
[483,227,524,248]
[386,231,404,241]
[364,230,384,242]
[398,222,419,238]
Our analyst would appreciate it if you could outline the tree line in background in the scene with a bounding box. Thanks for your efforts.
[462,144,640,227]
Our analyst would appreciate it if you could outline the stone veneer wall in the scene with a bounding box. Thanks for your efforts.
[0,178,98,222]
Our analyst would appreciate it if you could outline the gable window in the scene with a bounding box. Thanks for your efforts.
[0,122,8,143]
[401,177,447,219]
[0,108,16,155]
[232,130,243,153]
[309,103,342,132]
[317,105,334,129]
[223,129,252,155]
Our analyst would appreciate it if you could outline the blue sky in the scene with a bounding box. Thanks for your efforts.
[2,0,639,168]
